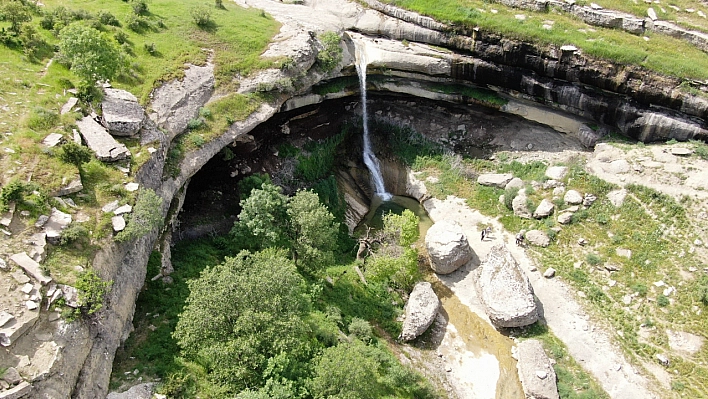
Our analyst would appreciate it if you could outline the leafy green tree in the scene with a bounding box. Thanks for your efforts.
[288,189,337,272]
[308,341,381,399]
[231,183,338,272]
[1,1,32,34]
[381,209,419,247]
[72,269,112,319]
[58,22,123,85]
[59,141,93,168]
[173,249,311,391]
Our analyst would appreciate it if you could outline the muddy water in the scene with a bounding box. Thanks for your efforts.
[360,197,523,399]
[430,276,524,399]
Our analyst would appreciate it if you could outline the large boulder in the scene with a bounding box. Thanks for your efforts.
[425,220,473,274]
[563,190,583,205]
[515,339,560,399]
[526,230,551,247]
[399,282,440,341]
[102,88,145,136]
[477,173,514,188]
[474,244,538,327]
[533,199,555,219]
[76,116,130,162]
[512,191,532,219]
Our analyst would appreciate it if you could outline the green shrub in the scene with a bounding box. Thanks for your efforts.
[632,283,648,296]
[75,269,112,317]
[190,134,205,147]
[187,118,204,130]
[114,30,128,44]
[504,186,519,210]
[693,141,708,160]
[144,42,157,55]
[657,294,670,307]
[296,133,345,182]
[59,223,89,245]
[59,141,93,167]
[348,317,373,342]
[316,32,342,72]
[115,188,163,242]
[98,11,120,27]
[215,0,224,8]
[27,107,59,131]
[0,180,33,213]
[191,6,212,28]
[131,0,148,15]
[198,107,211,119]
[585,253,602,266]
[277,142,299,158]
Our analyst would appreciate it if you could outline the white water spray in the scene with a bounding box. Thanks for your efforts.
[355,43,392,201]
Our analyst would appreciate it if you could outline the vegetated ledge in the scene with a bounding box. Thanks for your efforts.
[24,1,708,397]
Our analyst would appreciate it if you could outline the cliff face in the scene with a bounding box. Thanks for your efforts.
[28,0,708,397]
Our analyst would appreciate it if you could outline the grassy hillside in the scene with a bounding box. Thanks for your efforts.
[383,0,708,80]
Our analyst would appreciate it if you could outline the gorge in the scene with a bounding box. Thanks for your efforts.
[2,0,708,398]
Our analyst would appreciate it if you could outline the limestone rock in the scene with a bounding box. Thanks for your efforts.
[582,193,597,207]
[76,116,130,162]
[10,253,51,285]
[1,367,22,385]
[607,189,627,207]
[516,340,560,399]
[557,212,573,224]
[533,199,555,219]
[106,383,155,399]
[577,124,603,148]
[666,330,704,355]
[564,190,583,205]
[113,204,132,215]
[112,215,126,232]
[50,176,83,197]
[545,166,567,180]
[44,208,72,245]
[670,147,693,156]
[477,173,514,188]
[0,381,31,399]
[543,268,556,278]
[150,62,215,138]
[513,191,532,219]
[60,96,78,115]
[526,230,551,247]
[42,133,64,148]
[425,220,473,274]
[647,7,657,21]
[60,285,79,308]
[0,312,13,328]
[474,244,538,327]
[102,200,120,213]
[505,177,525,190]
[102,88,145,136]
[399,282,440,341]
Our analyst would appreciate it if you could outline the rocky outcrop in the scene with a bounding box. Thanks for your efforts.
[533,199,555,219]
[76,116,131,162]
[477,173,514,188]
[515,339,560,399]
[474,244,538,327]
[425,220,474,274]
[526,230,551,247]
[150,61,215,139]
[102,88,145,137]
[399,282,440,341]
[513,190,532,219]
[106,383,155,399]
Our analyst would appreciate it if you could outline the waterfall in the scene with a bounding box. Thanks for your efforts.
[355,43,392,201]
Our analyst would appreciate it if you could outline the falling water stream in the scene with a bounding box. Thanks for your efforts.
[355,44,393,201]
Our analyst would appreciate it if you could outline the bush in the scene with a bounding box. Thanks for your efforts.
[131,0,148,15]
[143,42,157,55]
[190,134,205,147]
[115,188,163,242]
[504,186,519,210]
[98,11,120,26]
[75,269,112,317]
[585,253,602,266]
[191,6,212,28]
[215,0,224,8]
[0,179,35,213]
[632,283,648,296]
[348,317,373,342]
[59,141,93,167]
[125,13,150,32]
[26,107,59,131]
[59,223,89,245]
[114,30,128,44]
[187,118,204,130]
[657,294,670,307]
[316,32,342,72]
[198,107,211,119]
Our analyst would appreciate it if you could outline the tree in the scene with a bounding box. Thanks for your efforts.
[59,141,93,168]
[58,22,123,85]
[288,189,337,272]
[308,341,381,399]
[173,249,310,391]
[231,182,338,273]
[1,1,32,34]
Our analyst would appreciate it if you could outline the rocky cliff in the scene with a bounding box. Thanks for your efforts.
[17,0,708,397]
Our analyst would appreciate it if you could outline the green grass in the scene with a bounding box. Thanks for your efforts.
[382,0,708,80]
[428,82,508,107]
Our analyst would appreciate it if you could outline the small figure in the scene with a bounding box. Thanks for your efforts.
[515,232,525,246]
[481,226,492,241]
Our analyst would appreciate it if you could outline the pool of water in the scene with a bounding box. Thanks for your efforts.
[356,195,433,238]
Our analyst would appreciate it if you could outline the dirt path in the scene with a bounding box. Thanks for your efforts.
[423,195,659,399]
